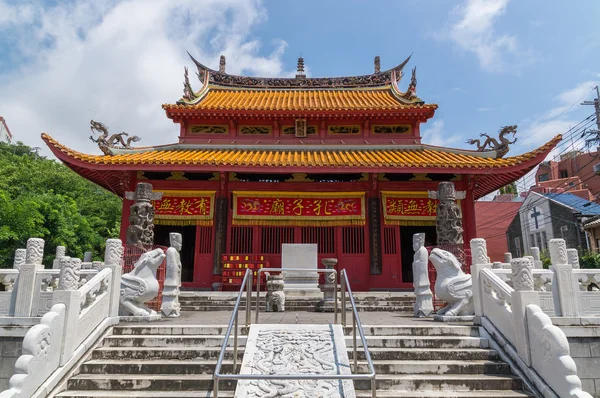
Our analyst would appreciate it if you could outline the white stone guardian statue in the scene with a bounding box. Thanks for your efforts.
[412,233,433,317]
[120,248,165,316]
[429,248,474,317]
[161,233,182,317]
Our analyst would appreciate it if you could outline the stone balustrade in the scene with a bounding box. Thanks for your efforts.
[0,238,123,398]
[471,238,593,398]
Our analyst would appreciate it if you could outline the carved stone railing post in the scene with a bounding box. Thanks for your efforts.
[103,239,124,318]
[470,238,492,318]
[52,257,82,365]
[549,239,580,317]
[53,246,66,269]
[12,249,26,271]
[530,247,543,269]
[504,252,513,264]
[567,248,580,269]
[510,257,539,366]
[14,239,45,317]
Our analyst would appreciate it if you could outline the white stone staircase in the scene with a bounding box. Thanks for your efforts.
[52,324,535,397]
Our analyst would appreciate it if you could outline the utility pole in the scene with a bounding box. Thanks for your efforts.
[582,86,600,148]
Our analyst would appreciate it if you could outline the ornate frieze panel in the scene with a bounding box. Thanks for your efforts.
[188,125,228,135]
[328,125,360,135]
[282,125,317,135]
[372,124,411,134]
[239,125,272,135]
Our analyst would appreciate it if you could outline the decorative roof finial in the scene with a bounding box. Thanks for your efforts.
[401,67,418,101]
[219,55,226,73]
[374,56,381,73]
[182,66,194,101]
[296,56,306,79]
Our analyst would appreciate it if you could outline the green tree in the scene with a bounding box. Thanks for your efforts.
[499,182,518,195]
[0,142,122,267]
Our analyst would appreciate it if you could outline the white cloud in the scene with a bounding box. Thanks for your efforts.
[0,0,292,156]
[476,107,494,112]
[421,120,461,147]
[520,80,599,148]
[440,0,531,73]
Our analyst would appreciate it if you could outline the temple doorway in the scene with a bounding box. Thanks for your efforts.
[399,226,436,284]
[154,225,196,283]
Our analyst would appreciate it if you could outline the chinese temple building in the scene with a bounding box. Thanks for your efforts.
[43,54,560,290]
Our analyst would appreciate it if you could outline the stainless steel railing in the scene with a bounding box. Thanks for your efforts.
[213,267,377,397]
[213,268,252,398]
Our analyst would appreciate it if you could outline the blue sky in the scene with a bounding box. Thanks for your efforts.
[0,0,599,172]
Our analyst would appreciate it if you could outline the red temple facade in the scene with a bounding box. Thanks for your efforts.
[44,55,560,290]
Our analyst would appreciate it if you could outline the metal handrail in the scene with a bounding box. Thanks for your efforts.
[213,268,253,398]
[214,266,377,397]
[341,269,377,396]
[254,267,337,324]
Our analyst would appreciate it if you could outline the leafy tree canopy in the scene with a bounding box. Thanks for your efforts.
[0,141,121,267]
[499,182,518,195]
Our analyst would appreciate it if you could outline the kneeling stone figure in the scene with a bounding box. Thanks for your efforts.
[429,248,474,316]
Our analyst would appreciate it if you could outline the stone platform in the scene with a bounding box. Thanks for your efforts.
[236,324,355,397]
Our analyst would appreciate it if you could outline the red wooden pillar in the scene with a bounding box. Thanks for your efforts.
[462,176,477,245]
[212,172,229,280]
[119,171,137,242]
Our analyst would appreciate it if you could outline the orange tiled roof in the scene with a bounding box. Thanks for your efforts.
[42,134,561,170]
[163,89,438,112]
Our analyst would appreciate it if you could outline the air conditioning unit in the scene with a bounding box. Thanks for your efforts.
[594,164,600,175]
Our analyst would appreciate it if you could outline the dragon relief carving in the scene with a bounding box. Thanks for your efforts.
[466,125,518,159]
[89,120,141,155]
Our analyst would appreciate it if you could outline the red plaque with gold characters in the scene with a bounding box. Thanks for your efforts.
[232,191,366,226]
[152,190,215,226]
[381,191,442,226]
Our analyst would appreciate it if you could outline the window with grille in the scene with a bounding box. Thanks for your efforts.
[197,226,212,254]
[383,227,397,255]
[230,226,253,253]
[342,226,365,254]
[301,227,335,254]
[260,227,294,254]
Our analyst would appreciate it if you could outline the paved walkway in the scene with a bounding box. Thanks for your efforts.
[123,310,471,326]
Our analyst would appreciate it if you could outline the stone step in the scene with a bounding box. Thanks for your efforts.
[91,347,500,362]
[91,347,245,361]
[100,335,487,349]
[351,336,488,349]
[65,374,232,391]
[56,390,534,398]
[101,335,244,348]
[358,325,479,337]
[79,360,236,375]
[357,348,500,361]
[356,360,511,375]
[65,373,523,392]
[179,305,415,312]
[78,358,510,376]
[112,326,238,336]
[112,324,479,337]
[354,391,534,397]
[354,374,524,391]
[178,299,417,306]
